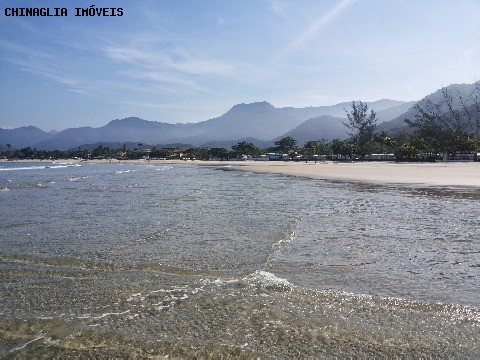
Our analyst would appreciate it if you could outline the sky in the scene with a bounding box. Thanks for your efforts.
[1,0,479,131]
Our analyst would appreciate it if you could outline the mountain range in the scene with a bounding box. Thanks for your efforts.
[1,83,477,150]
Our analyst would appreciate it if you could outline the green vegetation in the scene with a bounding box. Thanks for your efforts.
[231,141,259,158]
[274,136,297,153]
[343,101,378,159]
[404,84,479,161]
[1,130,477,162]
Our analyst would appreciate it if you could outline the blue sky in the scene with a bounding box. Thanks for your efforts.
[1,0,479,131]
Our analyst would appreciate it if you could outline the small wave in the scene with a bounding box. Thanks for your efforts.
[0,163,81,171]
[199,278,239,287]
[67,175,88,181]
[265,231,295,267]
[275,231,294,247]
[11,336,45,352]
[53,162,80,166]
[245,270,292,289]
[156,166,173,171]
[198,271,292,290]
[0,166,46,171]
[0,187,9,192]
[122,285,196,312]
[78,310,131,320]
[48,163,82,169]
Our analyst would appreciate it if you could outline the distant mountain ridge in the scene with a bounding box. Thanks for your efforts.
[0,101,412,150]
[377,83,479,133]
[277,99,411,120]
[276,115,349,146]
[1,83,476,150]
[0,126,56,149]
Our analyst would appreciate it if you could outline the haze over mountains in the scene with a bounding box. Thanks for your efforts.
[1,83,478,150]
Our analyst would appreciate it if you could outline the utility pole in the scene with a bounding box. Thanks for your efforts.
[475,81,479,161]
[475,114,479,161]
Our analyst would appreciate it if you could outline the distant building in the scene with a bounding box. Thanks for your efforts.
[266,153,288,161]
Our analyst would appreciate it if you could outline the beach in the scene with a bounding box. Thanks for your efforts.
[12,158,480,187]
[2,158,479,188]
[227,161,480,188]
[94,159,480,187]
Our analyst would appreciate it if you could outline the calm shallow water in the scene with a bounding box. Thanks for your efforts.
[0,161,478,357]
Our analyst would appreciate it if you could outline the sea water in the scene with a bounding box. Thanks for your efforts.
[0,161,478,357]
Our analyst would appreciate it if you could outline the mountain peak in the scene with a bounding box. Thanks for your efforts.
[106,117,146,126]
[228,101,276,114]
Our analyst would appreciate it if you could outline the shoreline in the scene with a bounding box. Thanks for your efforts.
[2,158,479,188]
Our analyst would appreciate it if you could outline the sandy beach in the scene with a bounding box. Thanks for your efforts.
[152,159,479,187]
[229,161,480,188]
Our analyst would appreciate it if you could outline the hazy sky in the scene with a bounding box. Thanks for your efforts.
[1,0,479,131]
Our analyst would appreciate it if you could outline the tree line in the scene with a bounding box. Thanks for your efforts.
[2,85,479,161]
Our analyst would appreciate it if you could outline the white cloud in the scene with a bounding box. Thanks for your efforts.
[291,0,354,48]
[0,40,80,88]
[106,44,233,76]
[105,46,153,64]
[119,69,207,93]
[168,54,234,75]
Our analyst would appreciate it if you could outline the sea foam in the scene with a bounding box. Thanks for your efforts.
[245,270,292,289]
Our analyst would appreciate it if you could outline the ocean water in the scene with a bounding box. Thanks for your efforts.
[0,161,478,357]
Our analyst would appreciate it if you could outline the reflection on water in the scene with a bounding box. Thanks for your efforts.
[0,162,478,357]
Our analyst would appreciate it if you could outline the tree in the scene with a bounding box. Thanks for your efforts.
[405,82,479,159]
[208,147,229,160]
[343,101,378,158]
[374,131,392,154]
[274,136,297,153]
[231,141,258,158]
[395,143,420,161]
[184,147,209,160]
[302,139,330,158]
[317,138,331,156]
[92,145,114,158]
[303,140,318,156]
[330,138,346,157]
